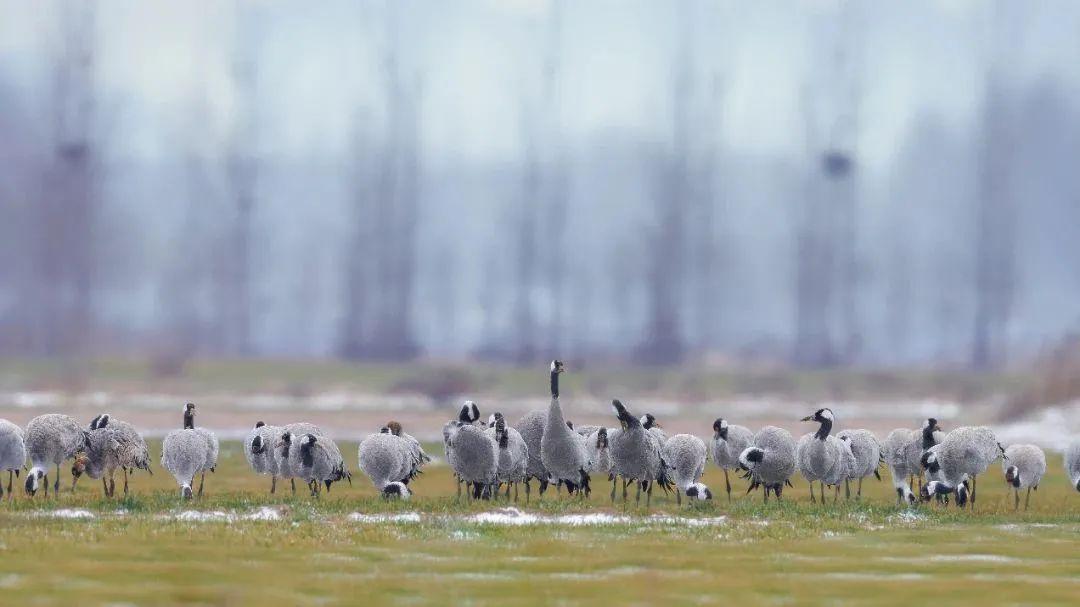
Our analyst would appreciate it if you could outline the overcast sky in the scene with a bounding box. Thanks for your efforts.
[2,0,1078,174]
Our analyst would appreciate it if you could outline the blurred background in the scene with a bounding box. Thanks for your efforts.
[1,1,1078,442]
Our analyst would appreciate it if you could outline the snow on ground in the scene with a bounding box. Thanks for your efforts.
[348,512,423,523]
[343,508,727,527]
[166,507,285,522]
[469,508,631,526]
[995,401,1080,450]
[37,508,95,519]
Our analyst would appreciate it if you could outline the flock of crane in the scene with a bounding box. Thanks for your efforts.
[1,360,1079,512]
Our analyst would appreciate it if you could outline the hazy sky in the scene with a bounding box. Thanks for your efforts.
[2,0,1078,175]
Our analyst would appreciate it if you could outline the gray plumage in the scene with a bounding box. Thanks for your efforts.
[640,414,668,446]
[515,409,548,489]
[609,399,664,506]
[1066,441,1080,493]
[74,427,121,495]
[161,429,207,499]
[195,427,219,472]
[920,425,1004,508]
[245,421,282,493]
[1002,443,1046,510]
[836,428,882,500]
[662,433,710,504]
[444,419,498,498]
[358,431,414,499]
[711,419,753,470]
[0,419,26,499]
[102,418,152,474]
[883,428,919,504]
[24,413,86,497]
[738,425,796,502]
[486,413,529,501]
[882,418,943,504]
[383,421,429,484]
[272,421,324,494]
[796,408,848,502]
[284,422,323,437]
[574,424,602,438]
[711,418,753,501]
[585,427,613,476]
[293,433,350,496]
[73,414,151,497]
[181,403,218,497]
[540,361,590,495]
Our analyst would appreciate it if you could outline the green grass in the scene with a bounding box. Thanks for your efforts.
[1,440,1078,605]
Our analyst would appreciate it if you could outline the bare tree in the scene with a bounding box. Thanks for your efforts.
[0,79,39,352]
[793,4,861,367]
[338,117,374,359]
[157,89,226,360]
[971,3,1022,370]
[634,2,696,365]
[509,1,564,363]
[690,74,724,351]
[29,2,99,361]
[222,1,262,356]
[512,99,541,362]
[340,4,421,361]
[541,0,567,356]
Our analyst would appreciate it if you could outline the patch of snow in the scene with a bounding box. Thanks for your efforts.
[887,510,927,524]
[553,513,632,525]
[996,401,1080,450]
[648,515,727,527]
[0,574,21,588]
[967,573,1080,585]
[9,391,59,408]
[996,523,1060,532]
[823,572,929,581]
[246,506,284,521]
[174,510,234,522]
[927,554,1018,564]
[469,508,539,525]
[42,508,95,519]
[347,512,422,524]
[468,508,631,526]
[465,508,725,527]
[167,508,284,522]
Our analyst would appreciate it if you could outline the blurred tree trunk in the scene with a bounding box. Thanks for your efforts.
[793,6,861,367]
[634,3,694,365]
[512,113,540,363]
[542,0,566,357]
[972,5,1020,370]
[793,147,836,367]
[691,75,724,352]
[341,6,421,361]
[338,125,373,359]
[972,72,1016,369]
[225,2,261,356]
[511,1,564,363]
[33,2,98,364]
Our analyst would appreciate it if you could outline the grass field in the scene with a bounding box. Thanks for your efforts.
[1,440,1078,606]
[0,356,1029,402]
